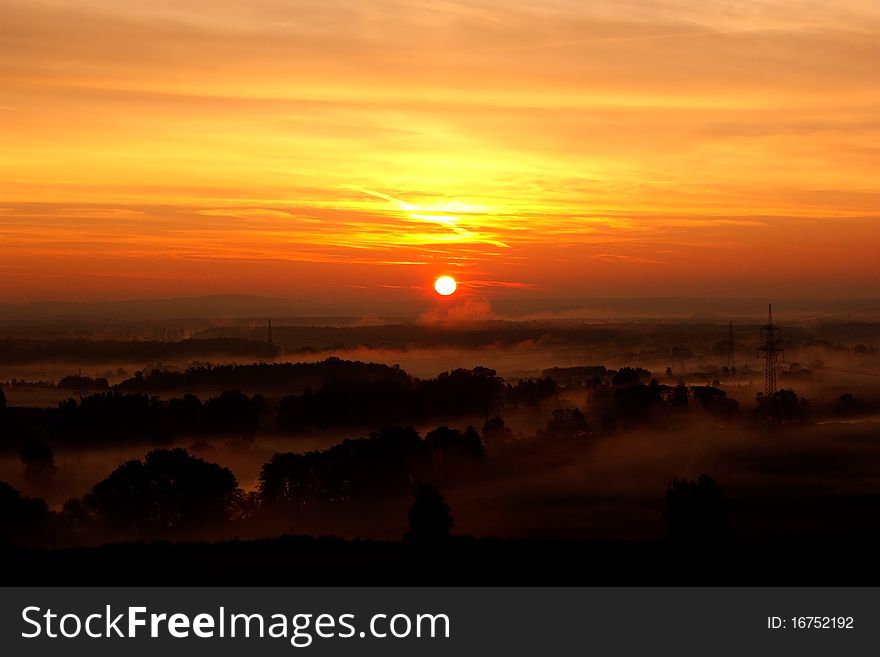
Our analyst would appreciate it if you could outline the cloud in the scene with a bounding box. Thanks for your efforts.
[465,279,538,289]
[418,298,497,324]
[589,253,667,265]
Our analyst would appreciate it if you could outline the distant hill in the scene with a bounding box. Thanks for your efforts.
[0,295,330,321]
[1,294,878,323]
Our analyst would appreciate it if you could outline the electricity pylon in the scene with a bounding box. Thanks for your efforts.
[757,304,783,397]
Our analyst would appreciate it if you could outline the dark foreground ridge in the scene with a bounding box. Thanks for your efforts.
[6,535,880,586]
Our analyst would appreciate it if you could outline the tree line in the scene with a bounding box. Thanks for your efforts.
[1,422,724,548]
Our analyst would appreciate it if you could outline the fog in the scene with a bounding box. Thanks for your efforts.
[2,316,878,550]
[5,411,880,543]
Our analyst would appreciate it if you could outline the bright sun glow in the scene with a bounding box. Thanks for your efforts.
[434,275,457,296]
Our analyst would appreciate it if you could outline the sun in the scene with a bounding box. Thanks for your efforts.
[434,275,457,296]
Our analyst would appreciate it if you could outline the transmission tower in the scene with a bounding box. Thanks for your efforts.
[757,304,783,397]
[726,322,735,367]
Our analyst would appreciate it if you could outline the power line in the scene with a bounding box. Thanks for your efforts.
[812,364,880,379]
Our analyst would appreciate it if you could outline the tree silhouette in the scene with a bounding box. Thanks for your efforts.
[612,367,650,388]
[204,389,260,433]
[690,386,739,415]
[259,426,431,509]
[663,475,727,544]
[426,425,485,480]
[482,416,513,455]
[542,408,589,440]
[0,386,6,408]
[505,377,558,408]
[664,383,689,409]
[20,439,57,489]
[613,381,662,426]
[0,481,51,545]
[421,367,504,419]
[405,484,452,543]
[58,374,109,390]
[755,389,810,423]
[541,366,607,386]
[834,393,864,417]
[84,448,240,536]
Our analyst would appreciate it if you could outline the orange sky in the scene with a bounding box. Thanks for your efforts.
[1,0,878,306]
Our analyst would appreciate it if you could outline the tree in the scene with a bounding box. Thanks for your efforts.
[20,439,57,489]
[755,389,810,423]
[482,416,513,454]
[505,377,558,408]
[427,426,484,459]
[420,366,504,419]
[663,475,727,544]
[426,425,485,481]
[664,383,689,409]
[691,386,739,415]
[0,386,6,408]
[259,426,431,509]
[84,448,240,536]
[543,408,589,440]
[613,382,662,426]
[834,393,862,417]
[612,367,650,388]
[405,484,452,543]
[204,389,260,433]
[58,375,110,390]
[0,481,51,545]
